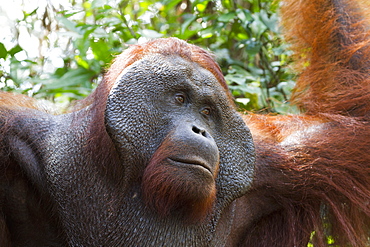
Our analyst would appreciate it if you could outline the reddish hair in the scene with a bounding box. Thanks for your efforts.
[238,0,370,245]
[243,113,370,246]
[281,0,370,116]
[105,38,228,91]
[142,133,218,222]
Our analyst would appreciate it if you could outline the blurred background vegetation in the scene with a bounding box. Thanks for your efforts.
[0,0,297,113]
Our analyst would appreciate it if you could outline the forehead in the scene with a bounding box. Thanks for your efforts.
[114,54,224,92]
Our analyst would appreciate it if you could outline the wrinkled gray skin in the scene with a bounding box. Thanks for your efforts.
[0,54,254,246]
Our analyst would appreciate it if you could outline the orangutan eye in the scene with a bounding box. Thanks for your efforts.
[175,94,185,104]
[201,107,211,115]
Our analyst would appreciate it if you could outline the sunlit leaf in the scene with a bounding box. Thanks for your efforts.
[91,40,112,64]
[162,0,182,10]
[43,68,95,90]
[75,56,90,69]
[8,45,22,56]
[196,3,207,12]
[92,0,107,8]
[0,43,7,59]
[56,16,81,34]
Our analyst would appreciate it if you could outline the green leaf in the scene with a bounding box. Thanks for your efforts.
[181,15,197,36]
[162,0,182,11]
[250,13,267,37]
[8,45,23,56]
[227,65,255,81]
[196,3,207,12]
[56,16,81,34]
[75,56,90,69]
[91,27,108,38]
[244,39,262,56]
[0,43,7,59]
[236,9,253,24]
[225,74,247,85]
[60,10,83,18]
[199,28,214,38]
[92,0,107,8]
[90,40,112,64]
[44,68,95,90]
[260,11,278,33]
[218,12,236,22]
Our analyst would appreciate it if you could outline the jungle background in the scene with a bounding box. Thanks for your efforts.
[0,0,297,113]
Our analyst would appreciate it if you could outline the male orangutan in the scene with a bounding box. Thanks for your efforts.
[0,0,369,246]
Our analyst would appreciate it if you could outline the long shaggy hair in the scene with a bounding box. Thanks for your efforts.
[241,0,370,246]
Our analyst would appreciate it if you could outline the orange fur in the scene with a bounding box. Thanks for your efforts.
[105,38,229,95]
[0,92,39,110]
[243,114,370,246]
[142,132,217,222]
[281,0,370,116]
[238,0,370,246]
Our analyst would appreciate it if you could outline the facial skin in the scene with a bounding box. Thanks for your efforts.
[104,54,255,226]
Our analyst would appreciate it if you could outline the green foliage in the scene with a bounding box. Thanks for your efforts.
[0,0,297,113]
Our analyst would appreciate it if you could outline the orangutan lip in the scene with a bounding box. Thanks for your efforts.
[168,158,212,174]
